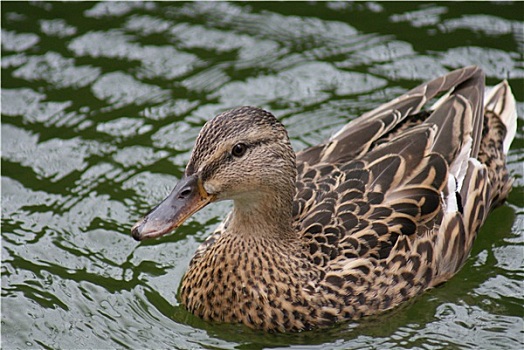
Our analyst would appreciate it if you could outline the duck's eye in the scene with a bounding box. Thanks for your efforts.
[231,143,247,157]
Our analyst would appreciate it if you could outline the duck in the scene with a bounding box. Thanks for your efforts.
[131,66,517,332]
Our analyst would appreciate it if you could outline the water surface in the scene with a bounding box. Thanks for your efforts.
[2,2,523,349]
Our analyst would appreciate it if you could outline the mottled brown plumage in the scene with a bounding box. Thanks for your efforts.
[132,66,517,332]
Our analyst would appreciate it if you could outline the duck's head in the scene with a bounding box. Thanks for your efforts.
[132,106,297,241]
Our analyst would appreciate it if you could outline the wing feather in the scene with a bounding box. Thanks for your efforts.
[296,66,487,267]
[296,66,483,165]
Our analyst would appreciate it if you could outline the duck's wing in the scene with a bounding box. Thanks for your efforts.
[294,67,486,270]
[296,66,482,165]
[296,73,517,321]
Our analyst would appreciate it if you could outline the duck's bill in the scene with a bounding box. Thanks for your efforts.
[131,174,213,241]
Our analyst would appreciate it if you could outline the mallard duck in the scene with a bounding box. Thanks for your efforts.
[131,66,517,332]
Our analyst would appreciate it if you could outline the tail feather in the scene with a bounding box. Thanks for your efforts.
[485,80,517,154]
[433,73,517,281]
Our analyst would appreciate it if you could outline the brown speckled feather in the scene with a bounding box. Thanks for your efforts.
[132,66,517,332]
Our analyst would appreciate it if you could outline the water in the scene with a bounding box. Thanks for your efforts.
[2,2,523,349]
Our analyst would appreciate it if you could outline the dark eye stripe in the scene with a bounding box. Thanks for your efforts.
[200,139,273,181]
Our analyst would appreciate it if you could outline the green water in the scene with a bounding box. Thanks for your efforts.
[2,2,523,349]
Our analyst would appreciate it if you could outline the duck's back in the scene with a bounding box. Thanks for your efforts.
[292,66,516,317]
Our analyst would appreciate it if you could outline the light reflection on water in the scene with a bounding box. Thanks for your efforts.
[2,2,523,349]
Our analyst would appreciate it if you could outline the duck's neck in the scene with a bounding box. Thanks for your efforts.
[229,185,296,240]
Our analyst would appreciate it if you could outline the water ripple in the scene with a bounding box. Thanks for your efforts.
[1,29,39,52]
[91,72,170,108]
[389,6,448,28]
[84,1,156,19]
[13,52,101,89]
[39,19,77,38]
[214,62,387,108]
[439,46,524,79]
[2,89,72,124]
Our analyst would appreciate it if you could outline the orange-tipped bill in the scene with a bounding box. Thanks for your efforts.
[131,174,213,241]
